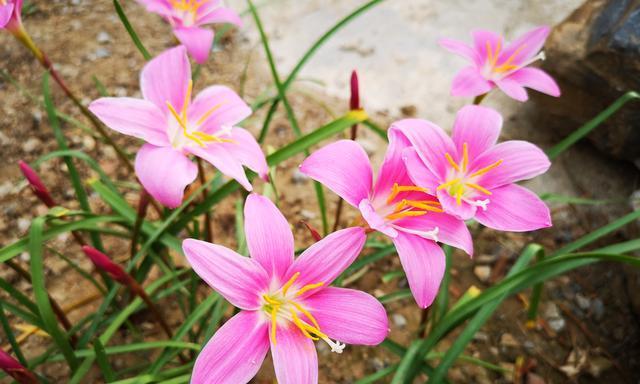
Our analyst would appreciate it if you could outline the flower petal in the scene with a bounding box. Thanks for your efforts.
[451,105,502,160]
[221,128,268,179]
[140,45,191,111]
[136,0,173,18]
[396,212,473,256]
[190,85,252,133]
[300,140,372,207]
[438,38,480,65]
[475,184,552,231]
[472,29,503,65]
[372,128,413,200]
[192,311,269,384]
[359,199,398,238]
[390,119,455,180]
[188,144,252,191]
[284,227,366,292]
[402,148,441,192]
[451,66,493,98]
[436,189,477,221]
[182,239,270,310]
[89,97,169,146]
[134,144,197,208]
[302,287,388,345]
[507,67,560,97]
[500,26,550,65]
[471,140,551,189]
[244,194,294,283]
[392,233,445,308]
[197,5,243,26]
[495,77,528,101]
[271,325,318,384]
[173,27,214,64]
[0,3,14,28]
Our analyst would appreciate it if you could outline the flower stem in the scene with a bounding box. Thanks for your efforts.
[196,159,213,242]
[473,93,487,105]
[130,188,150,259]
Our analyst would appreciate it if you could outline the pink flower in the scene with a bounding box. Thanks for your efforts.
[183,194,388,384]
[300,135,473,308]
[0,0,22,31]
[89,46,267,208]
[440,26,560,101]
[397,105,552,232]
[137,0,241,63]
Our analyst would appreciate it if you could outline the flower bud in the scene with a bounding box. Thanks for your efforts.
[0,349,38,384]
[350,70,360,111]
[19,160,55,207]
[81,246,130,285]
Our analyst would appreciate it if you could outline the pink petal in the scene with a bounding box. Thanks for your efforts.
[134,144,197,208]
[475,184,551,231]
[402,148,441,192]
[89,97,169,147]
[390,119,455,180]
[244,194,294,283]
[438,38,480,65]
[500,26,550,65]
[451,105,502,160]
[182,239,270,310]
[174,27,214,64]
[0,3,14,28]
[300,140,372,207]
[507,67,560,97]
[451,66,493,98]
[222,128,268,180]
[140,45,191,111]
[136,0,173,18]
[396,212,473,256]
[436,189,477,221]
[371,128,413,200]
[190,85,252,133]
[192,310,269,384]
[302,287,388,345]
[271,325,318,384]
[197,6,243,26]
[471,29,503,66]
[358,199,398,238]
[392,233,445,308]
[495,77,528,101]
[188,144,253,191]
[284,227,366,293]
[471,140,551,189]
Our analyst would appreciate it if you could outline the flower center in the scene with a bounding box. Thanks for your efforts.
[169,0,210,25]
[436,142,501,209]
[262,272,345,353]
[0,0,6,6]
[483,39,545,79]
[166,79,233,148]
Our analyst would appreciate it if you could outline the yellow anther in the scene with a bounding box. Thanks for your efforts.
[469,159,503,178]
[169,0,209,13]
[404,201,445,213]
[465,182,492,195]
[444,153,461,172]
[386,210,428,221]
[195,102,225,126]
[281,272,300,296]
[462,142,469,172]
[455,189,463,206]
[437,178,461,191]
[486,39,502,67]
[295,282,324,297]
[387,183,430,203]
[167,102,207,147]
[493,44,527,73]
[291,302,321,330]
[291,311,319,341]
[270,305,279,345]
[262,294,281,306]
[182,79,193,120]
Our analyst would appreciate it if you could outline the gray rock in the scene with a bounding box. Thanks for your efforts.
[97,31,111,44]
[575,293,591,310]
[391,313,407,328]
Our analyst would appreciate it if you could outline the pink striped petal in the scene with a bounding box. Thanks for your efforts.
[372,128,413,200]
[402,148,441,192]
[475,184,551,231]
[390,119,455,180]
[89,97,169,147]
[495,77,528,101]
[471,140,550,189]
[0,3,14,28]
[222,128,268,180]
[284,227,366,293]
[192,310,269,384]
[182,239,270,310]
[451,66,493,97]
[436,189,477,221]
[197,6,243,26]
[134,144,197,208]
[500,26,550,65]
[359,199,398,238]
[300,140,372,207]
[136,0,173,17]
[244,194,294,283]
[508,67,560,97]
[174,27,214,64]
[188,144,252,191]
[140,45,191,111]
[451,105,502,160]
[471,29,503,66]
[271,325,318,384]
[439,38,480,65]
[392,233,445,308]
[396,211,473,256]
[190,85,252,134]
[302,287,388,345]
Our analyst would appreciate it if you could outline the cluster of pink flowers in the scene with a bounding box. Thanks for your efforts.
[6,0,559,380]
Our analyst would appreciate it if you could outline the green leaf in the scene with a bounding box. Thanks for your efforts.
[93,339,115,382]
[113,0,151,60]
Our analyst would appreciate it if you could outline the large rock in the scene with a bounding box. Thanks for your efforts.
[538,0,640,165]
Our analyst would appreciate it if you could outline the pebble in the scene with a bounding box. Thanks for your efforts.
[473,265,491,282]
[391,313,407,328]
[473,331,489,342]
[17,217,31,233]
[548,317,566,332]
[575,293,591,310]
[97,31,111,44]
[499,333,519,348]
[22,137,42,153]
[0,182,13,199]
[544,302,566,332]
[93,48,111,60]
[291,169,309,184]
[299,209,316,220]
[476,254,497,264]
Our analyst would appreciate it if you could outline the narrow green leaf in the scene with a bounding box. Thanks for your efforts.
[0,302,28,366]
[93,339,116,382]
[113,0,151,60]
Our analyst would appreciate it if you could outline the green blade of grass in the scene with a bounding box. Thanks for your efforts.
[113,0,151,60]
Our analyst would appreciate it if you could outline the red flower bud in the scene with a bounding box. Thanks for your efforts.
[349,70,360,111]
[81,246,130,285]
[19,160,55,208]
[0,349,38,384]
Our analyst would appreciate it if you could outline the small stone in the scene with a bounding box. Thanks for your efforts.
[299,209,316,220]
[391,313,407,328]
[369,357,386,371]
[97,31,111,44]
[93,48,111,59]
[291,169,308,184]
[0,182,13,199]
[82,135,96,151]
[499,333,519,348]
[575,293,591,310]
[22,137,41,153]
[544,302,561,319]
[400,105,417,117]
[523,340,535,352]
[548,317,566,332]
[476,254,497,264]
[473,265,491,282]
[0,218,7,231]
[19,252,30,262]
[587,356,612,377]
[473,331,489,342]
[17,217,31,233]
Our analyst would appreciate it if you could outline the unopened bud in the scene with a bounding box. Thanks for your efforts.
[19,160,55,207]
[0,349,38,384]
[350,70,360,111]
[81,246,130,285]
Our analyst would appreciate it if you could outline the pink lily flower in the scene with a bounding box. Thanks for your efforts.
[183,194,388,383]
[0,0,21,31]
[440,26,560,101]
[300,134,473,308]
[136,0,242,64]
[89,46,267,208]
[397,105,552,231]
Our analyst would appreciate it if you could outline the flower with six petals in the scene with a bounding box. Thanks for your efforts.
[0,0,21,31]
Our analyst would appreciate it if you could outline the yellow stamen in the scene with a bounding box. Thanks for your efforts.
[493,44,527,73]
[291,302,321,330]
[270,305,279,345]
[291,311,319,340]
[169,0,209,13]
[295,282,324,297]
[465,182,492,195]
[387,183,430,203]
[455,189,463,206]
[404,201,445,213]
[462,142,469,172]
[386,210,428,221]
[166,102,206,147]
[281,272,300,296]
[469,159,503,178]
[182,79,193,120]
[444,153,461,172]
[262,294,281,306]
[437,178,461,191]
[195,103,225,126]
